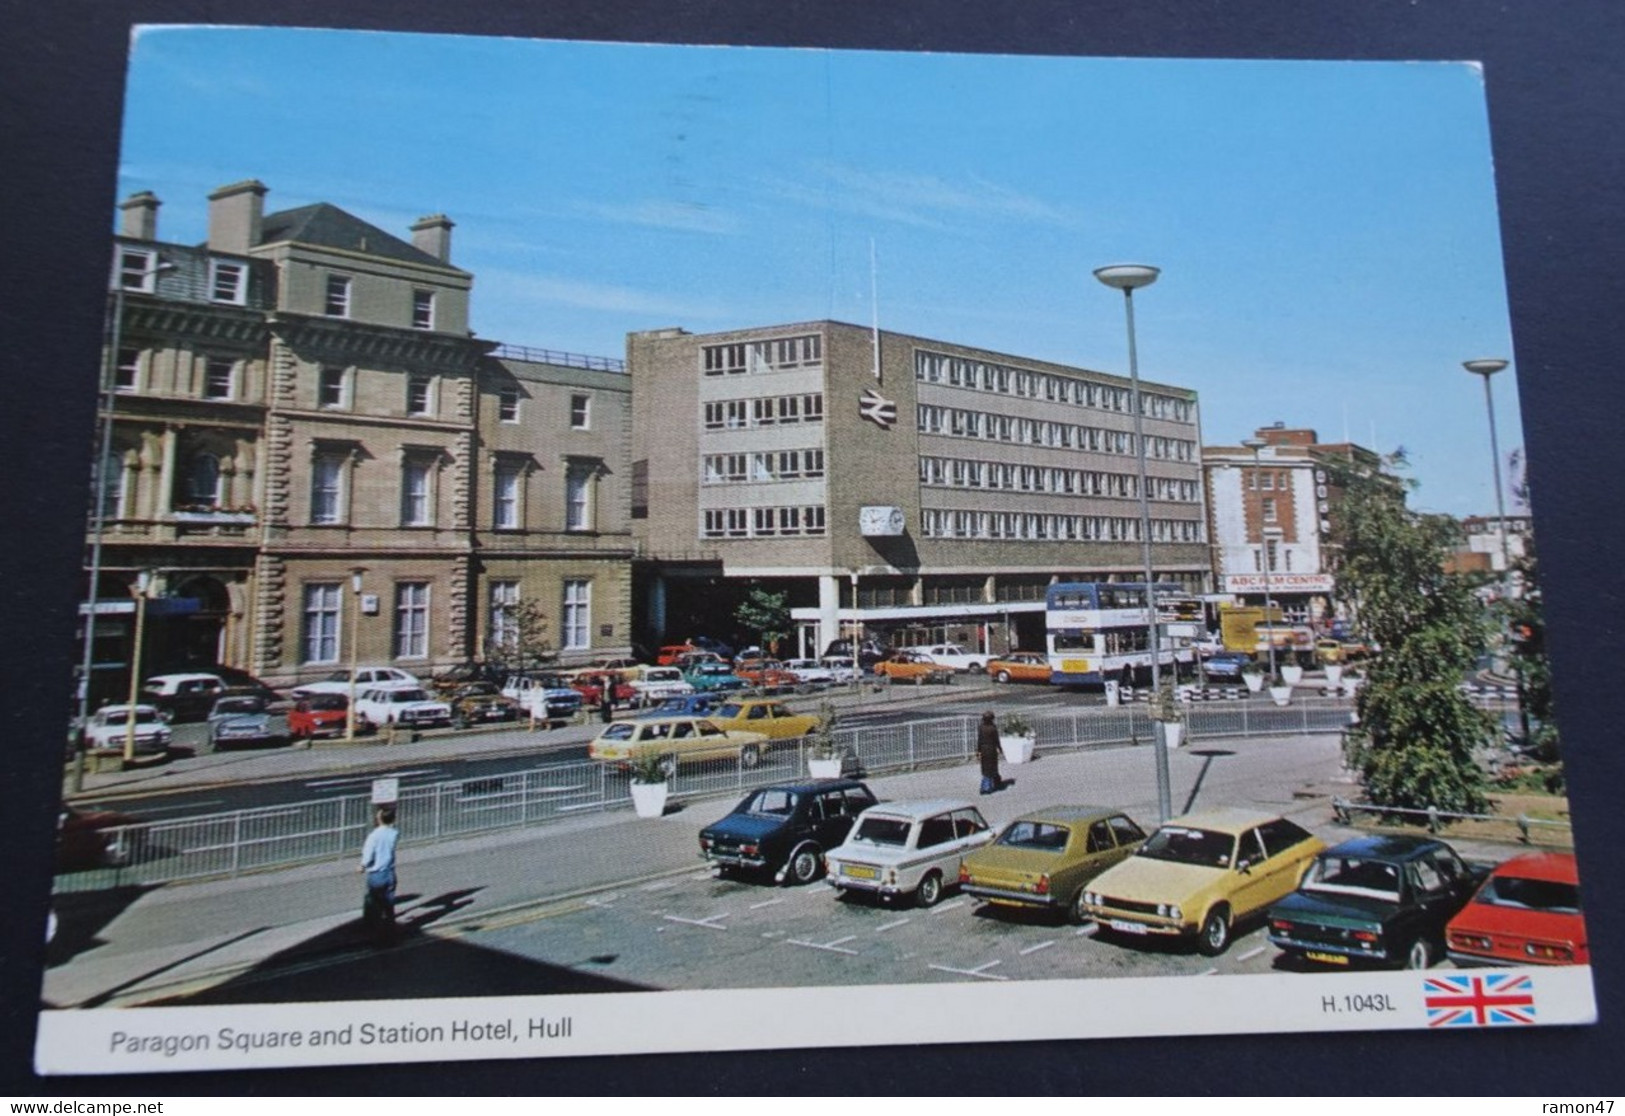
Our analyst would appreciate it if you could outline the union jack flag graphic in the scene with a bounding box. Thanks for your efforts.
[1425,973,1536,1027]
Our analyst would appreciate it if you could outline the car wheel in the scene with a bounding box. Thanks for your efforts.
[659,754,679,778]
[916,871,944,908]
[967,663,984,674]
[996,670,1012,684]
[1068,888,1090,926]
[1197,904,1232,956]
[739,743,761,768]
[1404,937,1433,970]
[452,714,468,730]
[786,844,822,886]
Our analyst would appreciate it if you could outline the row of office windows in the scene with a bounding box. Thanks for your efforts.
[701,334,823,376]
[918,456,1202,503]
[700,505,828,539]
[701,393,825,430]
[302,577,594,664]
[702,448,826,485]
[914,349,1194,423]
[919,507,1206,544]
[310,453,600,532]
[917,404,1197,461]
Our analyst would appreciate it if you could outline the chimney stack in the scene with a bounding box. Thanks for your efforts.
[411,214,454,263]
[119,191,161,240]
[208,179,268,254]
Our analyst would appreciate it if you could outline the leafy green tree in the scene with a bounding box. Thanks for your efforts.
[1330,454,1492,814]
[734,586,791,655]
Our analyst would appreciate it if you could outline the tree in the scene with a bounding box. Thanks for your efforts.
[486,597,554,675]
[734,586,791,655]
[1329,453,1493,815]
[1504,459,1561,781]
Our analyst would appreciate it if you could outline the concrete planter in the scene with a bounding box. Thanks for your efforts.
[1280,664,1304,687]
[1269,685,1293,707]
[999,734,1035,765]
[808,757,843,779]
[1103,680,1121,706]
[629,780,669,818]
[1242,673,1265,693]
[1324,664,1344,687]
[1159,721,1184,750]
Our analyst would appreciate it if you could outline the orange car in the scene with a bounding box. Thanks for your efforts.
[873,651,957,685]
[732,658,802,691]
[656,644,699,666]
[986,651,1052,685]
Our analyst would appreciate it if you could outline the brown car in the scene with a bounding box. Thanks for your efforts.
[873,651,957,685]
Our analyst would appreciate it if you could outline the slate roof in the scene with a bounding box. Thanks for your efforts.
[258,203,459,270]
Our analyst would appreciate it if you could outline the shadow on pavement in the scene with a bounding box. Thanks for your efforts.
[47,885,160,971]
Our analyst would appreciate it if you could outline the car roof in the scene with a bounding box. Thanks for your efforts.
[1012,804,1125,826]
[859,798,979,819]
[748,779,871,795]
[1163,807,1286,835]
[1487,851,1578,883]
[1318,833,1450,862]
[145,672,221,684]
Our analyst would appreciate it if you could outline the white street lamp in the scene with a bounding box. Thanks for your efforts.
[345,566,368,744]
[122,569,156,768]
[1463,358,1529,742]
[1093,263,1172,822]
[1242,437,1281,678]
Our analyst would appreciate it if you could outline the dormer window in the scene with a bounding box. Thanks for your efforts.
[209,260,247,304]
[113,247,160,292]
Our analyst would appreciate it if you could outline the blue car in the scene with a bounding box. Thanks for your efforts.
[1203,652,1253,681]
[636,693,726,720]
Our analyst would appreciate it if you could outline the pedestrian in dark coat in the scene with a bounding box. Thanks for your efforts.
[976,711,1002,795]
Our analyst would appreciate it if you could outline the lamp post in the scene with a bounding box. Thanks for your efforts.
[344,566,368,743]
[1463,358,1530,743]
[1242,437,1280,678]
[1093,263,1171,822]
[75,258,174,790]
[122,569,156,768]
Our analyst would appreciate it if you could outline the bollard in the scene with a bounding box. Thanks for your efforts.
[1332,797,1350,825]
[1517,813,1531,844]
[1426,805,1440,833]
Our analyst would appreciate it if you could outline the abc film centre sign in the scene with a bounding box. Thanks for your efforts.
[1223,573,1335,594]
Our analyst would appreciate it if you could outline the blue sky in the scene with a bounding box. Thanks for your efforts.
[119,27,1524,515]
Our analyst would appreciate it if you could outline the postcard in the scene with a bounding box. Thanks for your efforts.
[33,26,1596,1076]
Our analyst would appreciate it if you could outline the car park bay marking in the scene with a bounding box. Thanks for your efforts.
[928,960,1007,981]
[1018,940,1057,956]
[640,879,682,892]
[874,918,911,933]
[927,899,967,916]
[785,935,860,956]
[306,770,440,789]
[748,898,785,910]
[1075,923,1100,937]
[663,913,729,931]
[1236,946,1266,963]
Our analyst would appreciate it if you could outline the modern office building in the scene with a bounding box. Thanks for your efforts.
[629,320,1209,657]
[86,182,632,698]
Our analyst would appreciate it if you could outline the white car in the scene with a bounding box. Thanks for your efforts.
[353,686,451,729]
[913,644,988,673]
[825,799,995,907]
[84,704,173,755]
[819,657,864,684]
[628,666,695,707]
[781,659,836,686]
[293,666,421,698]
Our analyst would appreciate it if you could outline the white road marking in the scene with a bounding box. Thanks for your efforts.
[1236,946,1266,963]
[749,898,785,910]
[929,960,1007,981]
[927,899,967,916]
[786,935,860,956]
[690,872,714,881]
[640,879,681,892]
[306,769,441,788]
[1075,924,1100,937]
[117,800,225,815]
[874,918,911,933]
[1019,940,1057,956]
[1199,967,1219,976]
[663,914,728,931]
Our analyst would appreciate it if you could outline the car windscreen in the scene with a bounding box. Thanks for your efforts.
[1477,876,1581,913]
[599,723,635,741]
[1301,855,1402,901]
[852,816,911,846]
[995,820,1070,851]
[1137,826,1235,868]
[718,704,744,718]
[308,695,347,711]
[743,789,798,816]
[392,689,430,702]
[214,698,264,715]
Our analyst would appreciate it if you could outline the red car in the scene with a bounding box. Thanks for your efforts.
[656,644,699,666]
[57,805,140,872]
[1445,852,1587,966]
[731,659,802,691]
[570,672,636,706]
[288,693,355,740]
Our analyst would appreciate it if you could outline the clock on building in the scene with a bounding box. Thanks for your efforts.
[859,506,906,537]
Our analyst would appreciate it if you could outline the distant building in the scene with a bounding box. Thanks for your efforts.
[629,320,1209,657]
[1202,423,1385,627]
[1446,514,1531,583]
[87,182,632,697]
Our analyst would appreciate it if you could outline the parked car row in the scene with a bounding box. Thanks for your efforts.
[694,781,1588,970]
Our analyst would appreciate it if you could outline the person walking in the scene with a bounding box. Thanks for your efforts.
[976,711,1003,795]
[359,805,399,943]
[598,682,615,724]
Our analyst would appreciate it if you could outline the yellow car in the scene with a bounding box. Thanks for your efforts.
[986,651,1052,685]
[959,806,1147,922]
[1078,807,1327,955]
[587,716,771,772]
[705,698,819,740]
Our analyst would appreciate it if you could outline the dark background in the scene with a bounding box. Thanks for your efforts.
[3,0,1621,1096]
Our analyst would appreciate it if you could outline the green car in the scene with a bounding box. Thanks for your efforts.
[958,805,1148,923]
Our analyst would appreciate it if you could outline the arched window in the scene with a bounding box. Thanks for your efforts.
[187,453,221,508]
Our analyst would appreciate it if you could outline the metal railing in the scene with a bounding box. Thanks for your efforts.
[57,697,1357,893]
[1331,798,1572,845]
[489,343,626,373]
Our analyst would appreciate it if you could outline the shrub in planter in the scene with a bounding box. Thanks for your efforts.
[807,701,844,777]
[999,712,1036,764]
